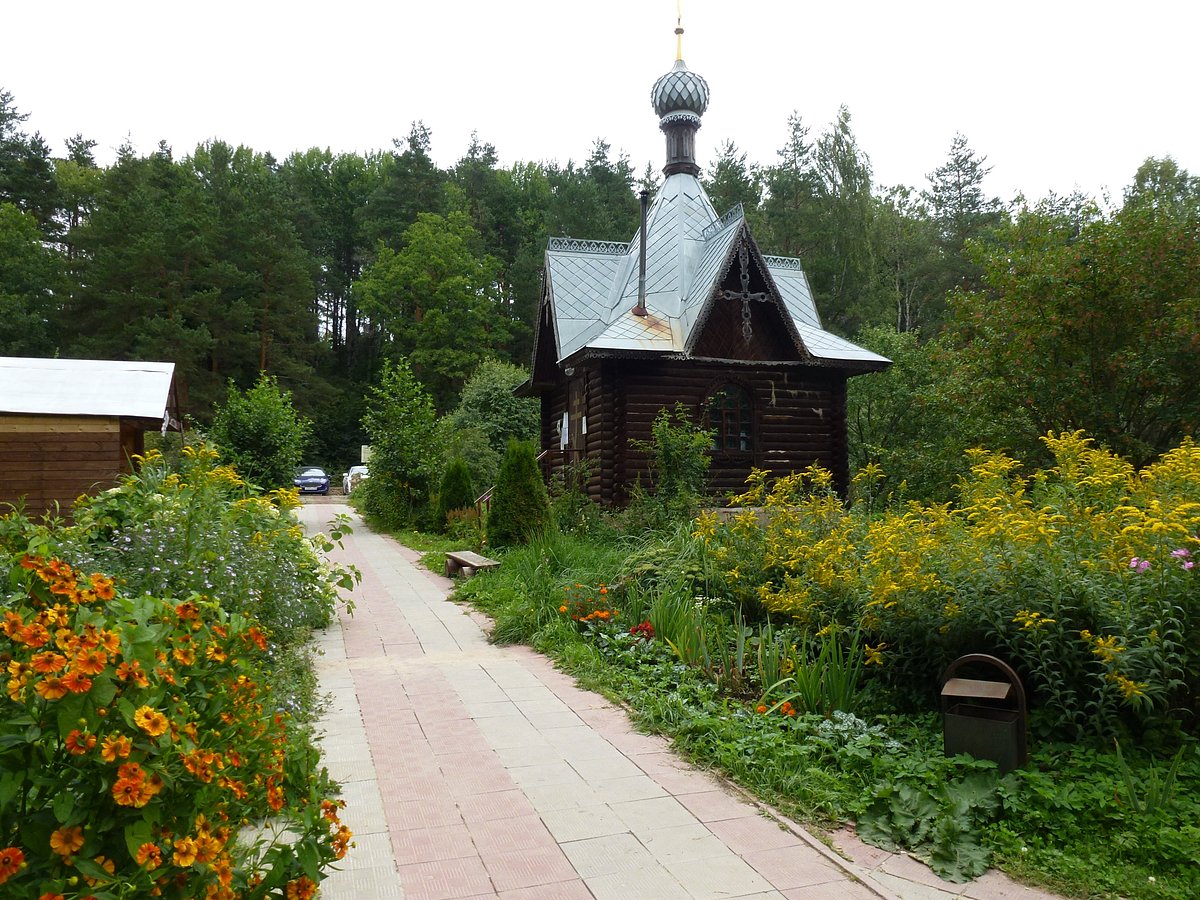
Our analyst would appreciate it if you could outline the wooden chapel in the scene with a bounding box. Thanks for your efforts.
[520,30,890,504]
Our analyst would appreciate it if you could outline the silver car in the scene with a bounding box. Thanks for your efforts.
[342,465,369,494]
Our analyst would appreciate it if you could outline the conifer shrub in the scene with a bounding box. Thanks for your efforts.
[486,440,550,549]
[435,457,476,532]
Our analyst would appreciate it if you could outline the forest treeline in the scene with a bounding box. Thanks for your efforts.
[2,87,1197,490]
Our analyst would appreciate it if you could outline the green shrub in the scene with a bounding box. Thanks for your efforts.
[445,359,539,455]
[435,458,476,533]
[627,403,713,529]
[68,445,355,649]
[360,359,438,528]
[208,374,312,489]
[486,440,550,549]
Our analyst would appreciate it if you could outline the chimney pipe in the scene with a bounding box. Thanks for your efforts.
[634,189,649,316]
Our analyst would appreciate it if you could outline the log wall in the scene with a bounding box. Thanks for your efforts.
[539,358,850,506]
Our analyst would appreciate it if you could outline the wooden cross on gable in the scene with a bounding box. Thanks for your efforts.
[718,241,769,342]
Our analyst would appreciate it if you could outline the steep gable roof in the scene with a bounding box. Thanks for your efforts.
[539,172,889,372]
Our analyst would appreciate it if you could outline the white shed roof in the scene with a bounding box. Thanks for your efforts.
[0,357,176,421]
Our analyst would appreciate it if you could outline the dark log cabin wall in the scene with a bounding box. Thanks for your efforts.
[544,358,848,505]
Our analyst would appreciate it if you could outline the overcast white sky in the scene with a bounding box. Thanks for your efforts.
[6,0,1197,206]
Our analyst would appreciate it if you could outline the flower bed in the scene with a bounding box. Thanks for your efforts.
[0,446,357,899]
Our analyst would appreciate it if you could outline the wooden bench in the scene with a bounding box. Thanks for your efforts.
[444,550,500,578]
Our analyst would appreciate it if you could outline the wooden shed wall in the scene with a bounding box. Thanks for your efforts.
[0,415,136,518]
[541,358,850,505]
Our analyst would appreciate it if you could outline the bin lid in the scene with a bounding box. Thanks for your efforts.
[941,677,1012,700]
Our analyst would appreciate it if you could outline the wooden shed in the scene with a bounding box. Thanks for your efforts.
[0,357,180,518]
[521,47,890,504]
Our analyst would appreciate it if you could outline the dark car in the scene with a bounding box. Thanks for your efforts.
[293,466,330,494]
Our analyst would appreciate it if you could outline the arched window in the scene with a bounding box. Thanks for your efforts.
[706,384,752,452]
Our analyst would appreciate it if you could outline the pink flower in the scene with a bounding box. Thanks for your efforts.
[1129,557,1150,573]
[1170,548,1190,558]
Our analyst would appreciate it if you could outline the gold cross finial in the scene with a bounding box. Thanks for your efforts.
[675,0,684,60]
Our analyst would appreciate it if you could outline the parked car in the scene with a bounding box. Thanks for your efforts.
[342,465,369,494]
[293,466,330,494]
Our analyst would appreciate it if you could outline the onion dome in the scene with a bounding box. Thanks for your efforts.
[651,59,710,127]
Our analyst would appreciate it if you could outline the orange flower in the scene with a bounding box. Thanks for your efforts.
[113,778,148,808]
[38,893,66,900]
[0,846,25,884]
[2,611,23,637]
[100,734,132,762]
[246,626,267,651]
[65,729,96,755]
[90,574,115,601]
[135,842,163,868]
[61,670,93,694]
[31,652,68,674]
[756,704,768,714]
[35,675,69,701]
[49,826,84,858]
[134,706,169,737]
[205,645,227,663]
[115,661,149,687]
[266,778,284,812]
[285,876,317,900]
[172,646,195,666]
[332,824,353,859]
[98,629,120,654]
[18,623,50,647]
[73,649,107,675]
[173,837,198,867]
[117,761,144,781]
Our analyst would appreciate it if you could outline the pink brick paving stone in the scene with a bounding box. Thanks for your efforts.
[881,851,973,893]
[832,826,894,870]
[706,814,809,853]
[785,882,882,900]
[496,880,594,900]
[677,788,765,823]
[467,814,558,856]
[395,856,495,900]
[961,870,1063,900]
[742,845,849,890]
[385,797,466,831]
[455,789,539,824]
[482,844,583,892]
[390,823,478,865]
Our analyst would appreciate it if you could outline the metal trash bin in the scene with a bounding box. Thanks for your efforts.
[940,654,1028,774]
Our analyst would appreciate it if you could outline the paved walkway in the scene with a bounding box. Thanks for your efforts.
[301,503,1058,900]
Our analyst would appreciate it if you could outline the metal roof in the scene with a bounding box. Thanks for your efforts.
[542,172,889,371]
[0,357,176,421]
